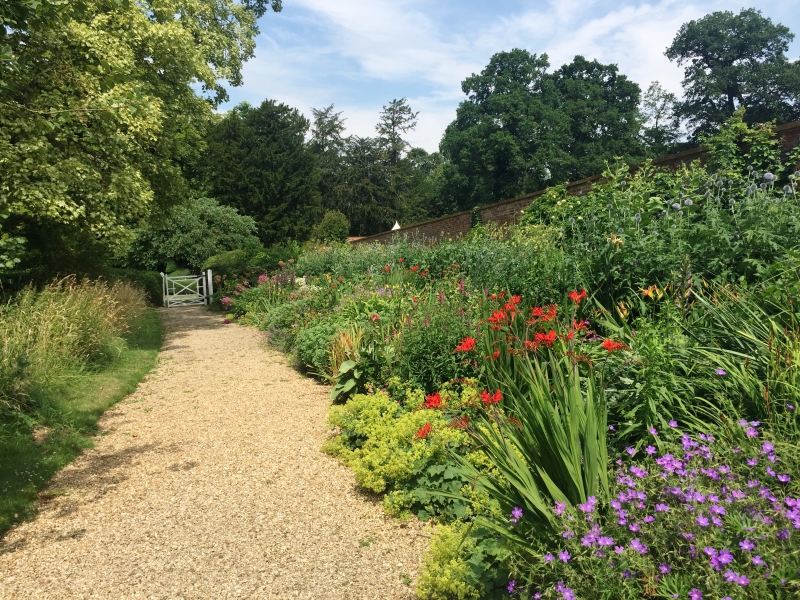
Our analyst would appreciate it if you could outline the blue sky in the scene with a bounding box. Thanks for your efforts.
[221,0,800,152]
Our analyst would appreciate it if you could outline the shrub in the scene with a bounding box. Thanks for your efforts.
[294,318,341,377]
[311,210,350,243]
[128,197,260,271]
[325,391,467,494]
[416,522,511,600]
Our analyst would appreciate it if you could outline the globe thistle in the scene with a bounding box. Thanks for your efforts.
[784,185,793,195]
[763,172,775,182]
[684,199,693,206]
[634,213,642,222]
[671,202,681,210]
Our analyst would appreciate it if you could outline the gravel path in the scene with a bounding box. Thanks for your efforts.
[0,307,425,599]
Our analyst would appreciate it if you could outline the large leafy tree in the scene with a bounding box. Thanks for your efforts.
[550,55,643,179]
[438,49,642,213]
[666,8,800,139]
[202,100,322,244]
[0,0,275,279]
[128,197,259,271]
[438,50,569,213]
[640,81,683,157]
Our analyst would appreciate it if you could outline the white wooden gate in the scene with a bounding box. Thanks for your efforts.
[161,270,214,307]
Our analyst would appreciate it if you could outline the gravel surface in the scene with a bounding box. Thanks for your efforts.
[0,307,425,599]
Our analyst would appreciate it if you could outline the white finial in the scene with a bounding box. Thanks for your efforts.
[392,221,401,230]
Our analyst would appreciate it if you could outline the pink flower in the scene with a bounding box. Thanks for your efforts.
[221,297,233,307]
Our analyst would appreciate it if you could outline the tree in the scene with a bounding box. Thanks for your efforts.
[438,50,569,212]
[311,210,350,243]
[202,100,323,245]
[438,49,642,212]
[376,98,419,166]
[0,0,275,279]
[334,136,396,236]
[128,197,260,271]
[666,8,800,139]
[640,81,683,156]
[310,104,348,211]
[550,55,643,179]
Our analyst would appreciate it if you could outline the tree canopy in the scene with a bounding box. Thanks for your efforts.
[437,50,643,212]
[202,100,322,245]
[666,8,800,139]
[0,0,274,279]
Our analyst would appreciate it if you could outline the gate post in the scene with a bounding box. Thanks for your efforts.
[206,269,214,305]
[160,272,166,307]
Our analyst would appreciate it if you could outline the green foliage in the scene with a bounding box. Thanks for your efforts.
[0,307,161,535]
[416,522,511,600]
[438,49,643,212]
[202,100,323,245]
[107,269,163,305]
[509,427,800,599]
[521,114,800,298]
[1,0,272,277]
[128,197,259,271]
[311,210,350,243]
[0,277,148,409]
[396,291,477,392]
[325,391,466,494]
[666,8,800,139]
[294,319,340,377]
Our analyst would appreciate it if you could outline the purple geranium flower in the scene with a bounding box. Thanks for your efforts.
[559,550,571,563]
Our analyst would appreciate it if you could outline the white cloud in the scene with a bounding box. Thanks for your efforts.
[223,0,800,152]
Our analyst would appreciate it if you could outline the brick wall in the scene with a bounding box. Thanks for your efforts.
[353,120,800,246]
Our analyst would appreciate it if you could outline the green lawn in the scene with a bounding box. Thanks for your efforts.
[0,309,162,535]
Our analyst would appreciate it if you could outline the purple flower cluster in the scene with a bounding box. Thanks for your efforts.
[516,423,800,599]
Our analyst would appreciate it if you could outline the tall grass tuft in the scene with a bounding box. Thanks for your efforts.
[0,277,147,411]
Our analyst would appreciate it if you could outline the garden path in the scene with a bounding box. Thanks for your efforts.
[0,307,425,599]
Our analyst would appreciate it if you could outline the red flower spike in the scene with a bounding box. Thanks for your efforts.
[510,295,521,305]
[414,423,432,439]
[480,389,502,406]
[423,392,442,409]
[454,336,477,353]
[568,289,588,305]
[601,339,627,352]
[411,265,419,272]
[384,265,391,272]
[492,349,500,359]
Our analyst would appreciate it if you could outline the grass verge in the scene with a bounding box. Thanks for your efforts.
[0,308,162,535]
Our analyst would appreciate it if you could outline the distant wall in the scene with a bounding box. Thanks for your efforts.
[353,119,800,246]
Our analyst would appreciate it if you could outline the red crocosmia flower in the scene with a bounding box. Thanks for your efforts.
[480,389,502,406]
[490,293,497,300]
[528,304,558,324]
[414,423,432,439]
[533,329,558,348]
[370,313,380,322]
[492,349,500,359]
[411,265,420,272]
[399,257,404,263]
[568,289,588,305]
[524,340,537,351]
[385,265,391,272]
[454,336,477,352]
[572,319,588,331]
[423,392,442,409]
[510,295,521,305]
[601,338,627,352]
